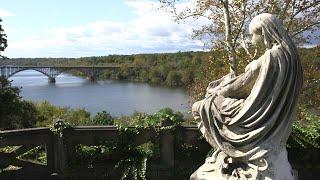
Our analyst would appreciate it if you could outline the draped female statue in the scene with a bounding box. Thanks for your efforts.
[191,13,303,180]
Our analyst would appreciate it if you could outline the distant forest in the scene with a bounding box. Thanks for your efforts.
[3,51,210,87]
[2,47,319,89]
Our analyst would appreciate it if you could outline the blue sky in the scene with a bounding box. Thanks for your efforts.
[0,0,204,58]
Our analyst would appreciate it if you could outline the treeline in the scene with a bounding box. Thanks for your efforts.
[3,51,210,87]
[2,47,319,89]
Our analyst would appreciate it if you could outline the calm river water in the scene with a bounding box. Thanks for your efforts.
[9,70,192,117]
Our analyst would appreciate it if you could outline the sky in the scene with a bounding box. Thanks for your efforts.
[0,0,205,58]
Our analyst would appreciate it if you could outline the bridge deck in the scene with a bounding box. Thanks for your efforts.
[0,65,135,80]
[0,65,134,68]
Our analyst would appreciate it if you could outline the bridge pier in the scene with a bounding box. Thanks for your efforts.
[87,76,95,82]
[48,77,56,83]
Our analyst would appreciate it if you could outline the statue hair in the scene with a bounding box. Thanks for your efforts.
[249,13,297,53]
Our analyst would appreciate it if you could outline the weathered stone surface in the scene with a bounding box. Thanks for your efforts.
[191,13,303,180]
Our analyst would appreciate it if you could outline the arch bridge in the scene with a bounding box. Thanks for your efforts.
[0,65,129,83]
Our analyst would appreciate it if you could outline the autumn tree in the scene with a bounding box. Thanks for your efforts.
[0,18,8,59]
[160,0,320,98]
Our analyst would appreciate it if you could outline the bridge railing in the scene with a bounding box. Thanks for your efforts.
[0,127,54,177]
[0,122,207,179]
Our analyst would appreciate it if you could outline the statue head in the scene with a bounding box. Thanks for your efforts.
[249,13,293,50]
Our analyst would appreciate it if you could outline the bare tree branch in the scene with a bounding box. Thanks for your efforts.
[293,22,320,37]
[232,0,247,49]
[293,1,320,17]
[303,79,320,91]
[279,0,291,19]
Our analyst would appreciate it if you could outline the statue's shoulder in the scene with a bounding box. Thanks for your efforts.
[258,44,282,61]
[269,44,282,54]
[245,58,262,72]
[245,45,281,72]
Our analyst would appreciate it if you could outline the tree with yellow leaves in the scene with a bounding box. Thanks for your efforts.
[160,0,320,75]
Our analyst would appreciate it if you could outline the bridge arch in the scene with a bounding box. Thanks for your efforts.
[1,65,126,83]
[8,68,52,78]
[5,67,62,83]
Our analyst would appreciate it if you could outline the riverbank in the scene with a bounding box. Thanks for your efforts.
[10,71,192,117]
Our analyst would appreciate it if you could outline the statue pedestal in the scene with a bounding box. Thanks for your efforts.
[190,148,296,180]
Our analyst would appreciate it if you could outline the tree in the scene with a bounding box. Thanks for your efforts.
[34,101,92,127]
[0,18,8,59]
[180,70,194,86]
[160,0,320,99]
[119,64,131,79]
[160,0,320,75]
[0,77,38,130]
[89,111,114,125]
[149,68,162,84]
[166,70,182,86]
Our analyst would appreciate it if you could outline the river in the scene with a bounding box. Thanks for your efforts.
[9,70,192,117]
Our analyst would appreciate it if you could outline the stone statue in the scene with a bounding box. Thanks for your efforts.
[191,13,303,180]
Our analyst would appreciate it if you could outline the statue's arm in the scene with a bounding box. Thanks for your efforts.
[206,76,226,91]
[218,59,262,98]
[205,75,232,97]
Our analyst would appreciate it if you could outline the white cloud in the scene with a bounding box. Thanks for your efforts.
[124,0,158,16]
[4,0,206,58]
[0,8,14,18]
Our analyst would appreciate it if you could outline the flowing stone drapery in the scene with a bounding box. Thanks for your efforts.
[191,13,303,180]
